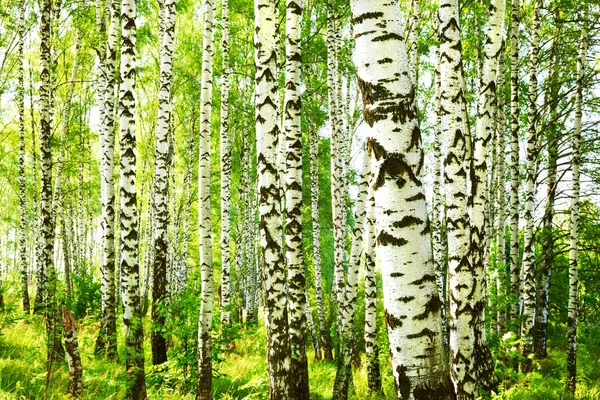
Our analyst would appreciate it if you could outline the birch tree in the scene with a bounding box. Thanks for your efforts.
[352,1,454,398]
[255,0,291,396]
[534,39,559,360]
[566,27,587,395]
[333,152,368,400]
[439,0,478,395]
[309,128,333,360]
[327,0,344,309]
[284,0,309,397]
[220,0,232,328]
[39,0,63,362]
[508,0,521,332]
[18,0,30,315]
[151,0,176,366]
[364,155,381,395]
[470,0,505,390]
[118,0,147,393]
[197,0,215,397]
[495,47,507,337]
[96,0,120,359]
[520,0,541,373]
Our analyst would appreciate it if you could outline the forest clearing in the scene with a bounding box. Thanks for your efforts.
[0,0,599,399]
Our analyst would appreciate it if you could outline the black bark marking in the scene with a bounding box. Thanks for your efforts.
[377,230,407,247]
[385,309,405,329]
[413,295,442,321]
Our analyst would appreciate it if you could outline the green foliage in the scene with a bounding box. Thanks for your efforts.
[72,265,101,320]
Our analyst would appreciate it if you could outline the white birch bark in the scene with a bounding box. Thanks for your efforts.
[118,0,146,393]
[220,0,232,328]
[40,0,64,362]
[18,0,30,314]
[309,128,333,360]
[470,0,505,391]
[566,28,586,395]
[352,2,453,398]
[364,156,382,394]
[197,0,215,397]
[534,42,559,360]
[96,0,120,359]
[508,0,521,333]
[255,0,291,396]
[284,0,309,397]
[151,0,176,366]
[327,1,344,309]
[495,48,507,338]
[519,0,541,373]
[333,151,368,400]
[432,44,448,352]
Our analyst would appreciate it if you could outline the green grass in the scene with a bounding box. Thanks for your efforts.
[0,290,599,399]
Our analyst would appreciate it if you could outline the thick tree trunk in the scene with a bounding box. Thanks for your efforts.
[197,0,215,397]
[333,152,368,400]
[309,128,333,361]
[284,0,309,397]
[566,29,586,395]
[508,0,521,334]
[151,0,176,366]
[520,0,541,373]
[18,0,30,315]
[220,0,232,329]
[352,2,454,398]
[255,0,291,397]
[118,0,147,394]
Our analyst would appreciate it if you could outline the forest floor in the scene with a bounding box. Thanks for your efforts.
[0,287,599,399]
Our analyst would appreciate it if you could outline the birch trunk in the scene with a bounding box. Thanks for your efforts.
[364,157,381,395]
[197,0,215,397]
[18,0,30,314]
[470,0,505,391]
[508,0,521,333]
[566,28,586,396]
[520,0,541,373]
[327,1,344,310]
[96,0,120,359]
[333,152,368,400]
[309,128,332,361]
[352,2,454,398]
[40,0,64,362]
[220,0,232,328]
[244,139,257,325]
[534,41,559,360]
[118,0,146,393]
[255,0,291,396]
[407,0,419,86]
[495,48,507,337]
[439,0,477,396]
[151,0,176,366]
[284,0,309,397]
[431,44,448,352]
